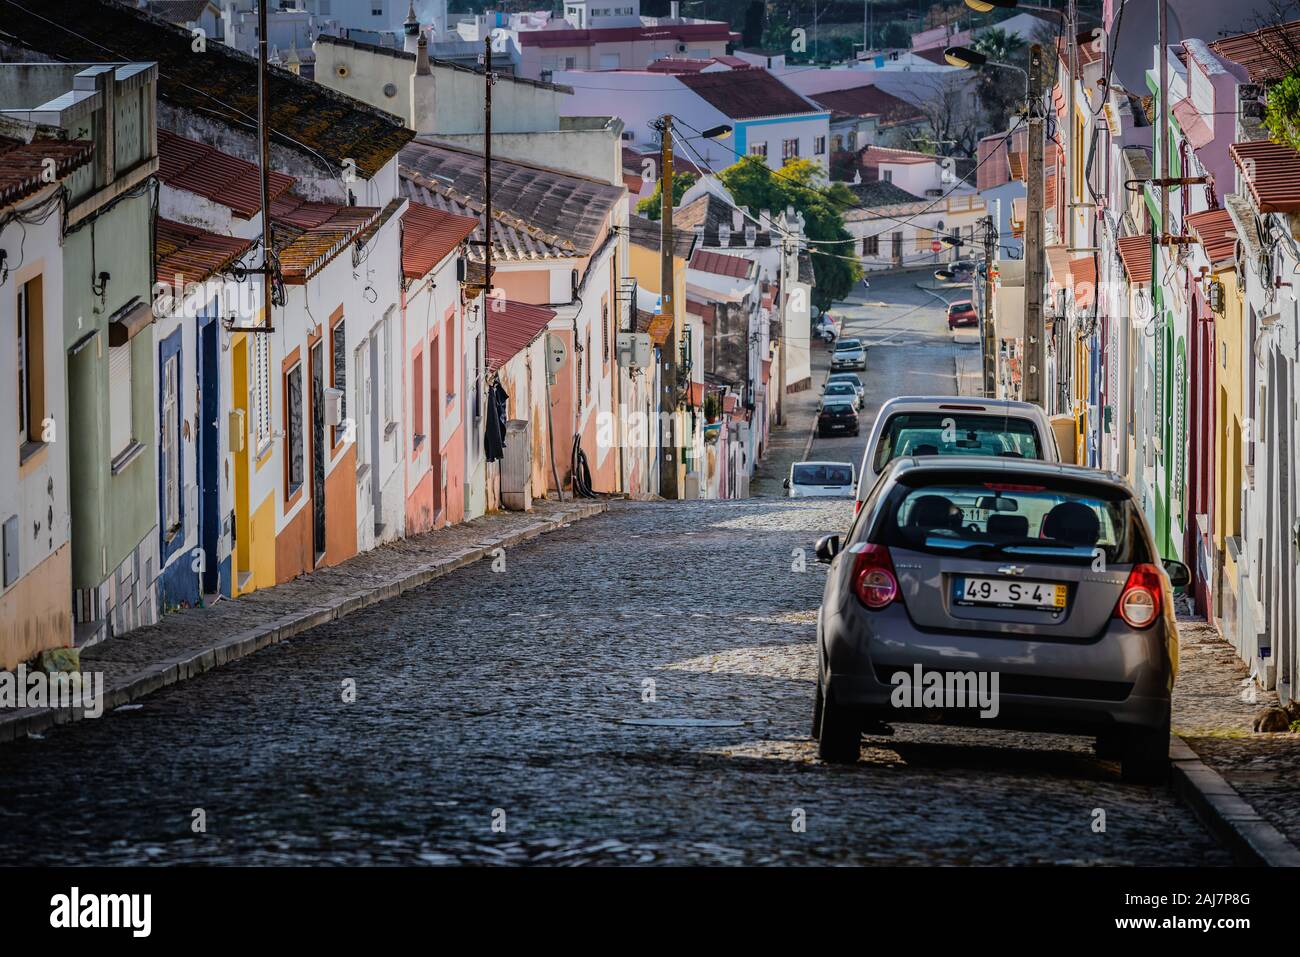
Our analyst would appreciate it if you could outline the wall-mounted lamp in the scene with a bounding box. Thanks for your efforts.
[92,270,111,300]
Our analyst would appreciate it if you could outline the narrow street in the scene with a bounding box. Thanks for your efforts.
[0,273,1230,866]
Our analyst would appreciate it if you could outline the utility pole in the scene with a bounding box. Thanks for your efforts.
[256,0,271,330]
[981,214,996,398]
[1065,0,1076,252]
[778,236,791,424]
[483,36,494,351]
[1023,42,1046,409]
[657,114,681,500]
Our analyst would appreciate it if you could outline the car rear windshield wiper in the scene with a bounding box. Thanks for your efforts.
[915,536,1101,562]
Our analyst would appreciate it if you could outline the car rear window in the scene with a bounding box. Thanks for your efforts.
[824,383,856,395]
[835,339,862,350]
[872,480,1150,565]
[948,302,972,314]
[872,412,1043,472]
[793,464,854,485]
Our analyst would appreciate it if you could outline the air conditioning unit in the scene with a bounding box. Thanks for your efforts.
[323,387,345,428]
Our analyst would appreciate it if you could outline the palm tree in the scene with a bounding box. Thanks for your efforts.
[972,27,1028,132]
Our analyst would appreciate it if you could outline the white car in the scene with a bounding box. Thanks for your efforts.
[785,460,856,498]
[826,372,865,403]
[855,396,1060,509]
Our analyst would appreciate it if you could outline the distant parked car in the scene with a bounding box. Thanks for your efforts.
[935,260,977,284]
[855,396,1059,508]
[827,372,865,403]
[947,299,978,329]
[784,460,856,498]
[821,380,863,410]
[818,399,860,437]
[813,456,1189,783]
[831,337,866,371]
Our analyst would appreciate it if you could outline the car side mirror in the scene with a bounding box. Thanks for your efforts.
[1163,559,1191,590]
[783,478,790,489]
[815,534,840,564]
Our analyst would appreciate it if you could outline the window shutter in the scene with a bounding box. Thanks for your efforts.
[109,343,133,457]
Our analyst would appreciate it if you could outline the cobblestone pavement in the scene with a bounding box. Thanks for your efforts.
[1172,617,1300,851]
[0,496,1228,865]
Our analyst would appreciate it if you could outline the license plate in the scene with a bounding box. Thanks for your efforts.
[954,577,1066,610]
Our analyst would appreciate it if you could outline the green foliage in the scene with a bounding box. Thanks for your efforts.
[718,157,862,312]
[972,27,1027,133]
[636,172,698,221]
[1265,71,1300,154]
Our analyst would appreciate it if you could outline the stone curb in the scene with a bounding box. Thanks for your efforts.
[0,502,607,745]
[1170,734,1300,867]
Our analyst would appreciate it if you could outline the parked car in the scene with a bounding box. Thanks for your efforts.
[947,299,979,329]
[784,461,856,498]
[821,380,863,410]
[814,313,838,344]
[818,398,860,437]
[826,371,865,403]
[831,337,866,371]
[934,260,977,284]
[856,396,1059,508]
[813,456,1189,782]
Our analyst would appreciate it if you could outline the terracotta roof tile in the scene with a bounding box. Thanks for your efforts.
[486,300,555,368]
[689,249,751,279]
[1117,233,1153,284]
[1186,207,1238,266]
[0,136,93,208]
[158,130,296,218]
[1231,139,1300,214]
[1211,18,1300,84]
[676,69,821,120]
[401,201,478,279]
[154,217,254,287]
[809,85,923,125]
[518,22,738,48]
[273,201,379,283]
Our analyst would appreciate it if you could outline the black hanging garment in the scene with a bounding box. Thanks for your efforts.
[484,379,510,462]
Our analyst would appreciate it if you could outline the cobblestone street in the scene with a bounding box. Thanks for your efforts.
[0,493,1229,865]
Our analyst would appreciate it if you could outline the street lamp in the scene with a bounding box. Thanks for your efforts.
[943,45,1029,95]
[698,124,733,140]
[964,0,1064,14]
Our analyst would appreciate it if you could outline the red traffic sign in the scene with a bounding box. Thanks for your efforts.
[930,239,943,253]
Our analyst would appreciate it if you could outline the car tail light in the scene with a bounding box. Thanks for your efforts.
[851,544,898,609]
[1114,563,1162,629]
[854,499,864,515]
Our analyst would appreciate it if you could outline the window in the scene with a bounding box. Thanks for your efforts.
[331,317,346,446]
[814,135,826,155]
[749,142,767,159]
[585,330,592,398]
[16,277,43,449]
[252,334,271,454]
[831,134,843,152]
[872,412,1043,473]
[161,353,180,533]
[108,342,134,458]
[782,138,799,162]
[444,317,456,404]
[847,131,857,150]
[412,351,424,449]
[382,307,394,424]
[285,362,304,495]
[563,55,577,69]
[354,346,368,467]
[371,1,383,16]
[602,298,610,361]
[882,168,893,183]
[862,234,879,256]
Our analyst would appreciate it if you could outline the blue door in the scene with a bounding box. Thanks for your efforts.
[198,314,221,594]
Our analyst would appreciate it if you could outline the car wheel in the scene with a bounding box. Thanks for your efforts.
[812,680,824,740]
[817,686,860,763]
[1094,730,1123,760]
[1120,715,1170,784]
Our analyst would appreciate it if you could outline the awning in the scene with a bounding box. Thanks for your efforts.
[108,298,153,347]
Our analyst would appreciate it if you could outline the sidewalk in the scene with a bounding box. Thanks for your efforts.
[1172,616,1300,864]
[0,498,608,744]
[751,335,833,497]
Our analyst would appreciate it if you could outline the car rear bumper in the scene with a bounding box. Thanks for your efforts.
[820,602,1173,733]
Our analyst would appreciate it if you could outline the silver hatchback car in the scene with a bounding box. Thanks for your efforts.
[813,457,1189,783]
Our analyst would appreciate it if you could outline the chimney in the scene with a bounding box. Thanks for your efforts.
[732,208,743,231]
[717,223,731,247]
[404,1,421,54]
[744,224,756,247]
[670,0,680,19]
[416,31,431,75]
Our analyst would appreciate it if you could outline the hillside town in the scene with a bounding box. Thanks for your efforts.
[0,0,1298,887]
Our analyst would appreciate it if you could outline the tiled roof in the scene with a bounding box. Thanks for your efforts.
[1171,98,1213,151]
[1231,139,1300,214]
[158,130,296,219]
[273,201,379,284]
[675,191,773,248]
[676,69,821,120]
[1116,233,1153,284]
[154,218,254,286]
[859,145,936,167]
[518,22,738,48]
[621,146,701,177]
[144,0,216,23]
[400,176,577,262]
[0,0,413,178]
[628,213,697,258]
[0,136,94,208]
[809,86,923,125]
[689,249,751,279]
[844,180,924,208]
[645,57,727,73]
[1211,18,1300,84]
[1186,207,1238,267]
[486,300,555,368]
[401,202,478,279]
[400,140,622,257]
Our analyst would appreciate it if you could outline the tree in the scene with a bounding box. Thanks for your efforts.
[718,157,862,313]
[972,27,1027,132]
[1265,70,1300,153]
[903,72,982,157]
[636,172,698,220]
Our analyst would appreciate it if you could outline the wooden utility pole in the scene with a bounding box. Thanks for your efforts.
[980,214,996,397]
[257,0,272,329]
[657,114,680,500]
[483,36,494,346]
[1023,43,1046,408]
